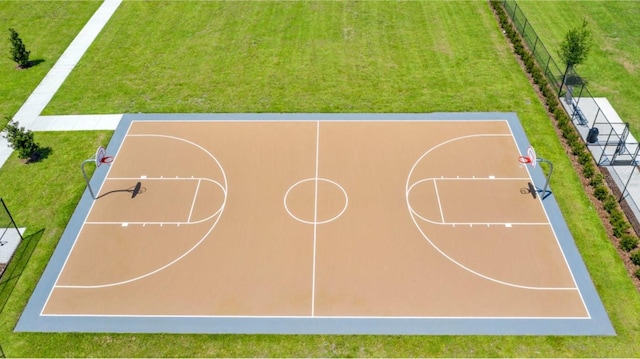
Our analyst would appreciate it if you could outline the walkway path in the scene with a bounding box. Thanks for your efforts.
[1,0,123,167]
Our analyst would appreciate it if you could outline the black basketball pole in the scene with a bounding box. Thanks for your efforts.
[81,158,98,200]
[536,157,553,200]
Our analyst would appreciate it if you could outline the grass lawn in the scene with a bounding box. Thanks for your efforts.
[514,0,640,137]
[44,1,541,115]
[1,0,640,357]
[0,0,102,129]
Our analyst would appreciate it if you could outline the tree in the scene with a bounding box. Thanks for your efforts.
[558,19,592,68]
[8,28,31,69]
[3,119,40,162]
[558,19,592,94]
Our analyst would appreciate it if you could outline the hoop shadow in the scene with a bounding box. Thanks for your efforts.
[97,181,145,199]
[519,182,537,200]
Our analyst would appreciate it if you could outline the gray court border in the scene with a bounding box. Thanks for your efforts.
[16,112,615,335]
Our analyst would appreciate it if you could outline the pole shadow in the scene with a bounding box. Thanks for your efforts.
[97,181,144,199]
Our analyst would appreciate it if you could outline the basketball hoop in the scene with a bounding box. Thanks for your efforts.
[518,146,537,168]
[100,155,114,165]
[95,146,114,167]
[518,155,532,164]
[82,146,114,200]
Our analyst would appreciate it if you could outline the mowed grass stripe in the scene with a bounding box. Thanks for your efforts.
[45,1,538,114]
[515,1,640,136]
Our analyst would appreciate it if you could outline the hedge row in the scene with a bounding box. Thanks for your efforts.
[490,0,640,279]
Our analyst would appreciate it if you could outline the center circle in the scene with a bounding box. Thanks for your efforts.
[284,178,348,225]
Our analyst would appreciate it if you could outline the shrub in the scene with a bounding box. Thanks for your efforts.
[594,185,609,201]
[555,107,569,123]
[630,250,640,266]
[620,234,639,252]
[3,119,40,161]
[613,222,631,238]
[8,28,30,69]
[569,139,584,156]
[603,194,618,213]
[635,268,640,280]
[578,152,591,165]
[589,173,604,187]
[610,210,630,237]
[564,127,579,142]
[582,163,595,178]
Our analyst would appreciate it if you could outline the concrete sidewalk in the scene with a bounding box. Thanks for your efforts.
[12,0,122,129]
[1,0,123,168]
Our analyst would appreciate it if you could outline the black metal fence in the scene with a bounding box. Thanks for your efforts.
[502,0,565,93]
[0,198,22,251]
[501,0,636,164]
[500,0,640,218]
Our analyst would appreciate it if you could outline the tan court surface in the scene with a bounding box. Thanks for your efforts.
[44,120,587,318]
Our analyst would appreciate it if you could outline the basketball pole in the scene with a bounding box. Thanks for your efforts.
[536,157,553,200]
[81,158,98,200]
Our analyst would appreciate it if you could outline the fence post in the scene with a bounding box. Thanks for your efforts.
[1,199,23,242]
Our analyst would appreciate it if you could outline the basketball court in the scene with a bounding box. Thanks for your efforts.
[16,113,614,335]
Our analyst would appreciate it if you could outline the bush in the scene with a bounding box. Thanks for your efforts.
[630,250,640,266]
[610,210,630,237]
[569,140,584,156]
[3,119,40,161]
[555,108,569,123]
[603,194,618,213]
[578,152,591,165]
[589,173,604,187]
[613,222,631,238]
[8,28,30,69]
[635,268,640,280]
[594,185,609,201]
[620,234,639,252]
[582,162,595,178]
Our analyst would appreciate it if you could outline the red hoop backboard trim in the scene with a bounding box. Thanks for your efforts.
[518,147,537,168]
[518,155,532,164]
[100,156,114,164]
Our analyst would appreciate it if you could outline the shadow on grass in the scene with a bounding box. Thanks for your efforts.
[0,229,44,314]
[29,146,52,163]
[16,58,45,70]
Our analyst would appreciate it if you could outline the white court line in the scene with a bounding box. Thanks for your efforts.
[408,177,547,226]
[311,120,320,317]
[41,313,591,319]
[433,178,445,223]
[406,133,578,291]
[505,122,590,316]
[50,132,229,291]
[188,178,202,222]
[85,177,226,225]
[41,119,132,315]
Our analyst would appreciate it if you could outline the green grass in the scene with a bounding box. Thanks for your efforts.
[514,0,640,137]
[0,0,102,129]
[2,0,640,357]
[45,1,541,115]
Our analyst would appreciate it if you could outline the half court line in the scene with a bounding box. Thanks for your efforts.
[311,120,320,317]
